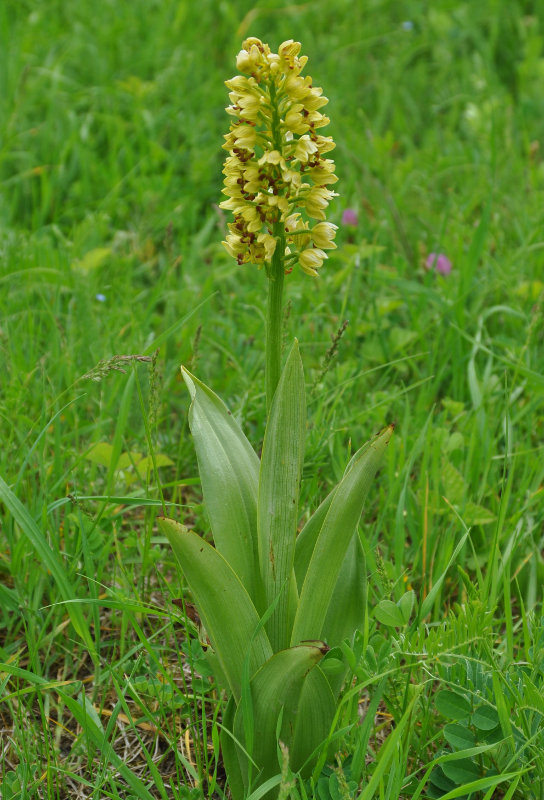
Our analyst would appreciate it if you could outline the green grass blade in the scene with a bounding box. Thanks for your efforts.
[417,524,469,622]
[291,425,394,646]
[106,371,135,495]
[0,474,96,660]
[0,662,156,800]
[258,340,306,650]
[157,516,272,702]
[358,688,421,800]
[182,366,262,606]
[439,771,524,800]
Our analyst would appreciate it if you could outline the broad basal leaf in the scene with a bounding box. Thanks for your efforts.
[291,425,394,646]
[233,643,327,792]
[291,663,336,777]
[321,532,367,649]
[182,368,262,608]
[158,517,272,702]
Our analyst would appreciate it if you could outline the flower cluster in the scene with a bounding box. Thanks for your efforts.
[220,38,338,276]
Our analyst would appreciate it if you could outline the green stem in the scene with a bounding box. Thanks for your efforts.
[264,81,287,412]
[265,222,285,412]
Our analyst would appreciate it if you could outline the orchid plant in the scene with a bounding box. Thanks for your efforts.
[157,38,393,799]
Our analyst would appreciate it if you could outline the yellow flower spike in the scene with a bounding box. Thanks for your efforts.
[221,37,338,275]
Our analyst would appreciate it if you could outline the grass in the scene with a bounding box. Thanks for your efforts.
[1,0,544,797]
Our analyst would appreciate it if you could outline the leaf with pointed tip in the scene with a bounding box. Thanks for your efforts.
[158,517,272,702]
[181,367,262,607]
[375,600,406,628]
[234,643,327,792]
[294,440,373,593]
[291,426,394,646]
[398,590,416,624]
[258,341,306,651]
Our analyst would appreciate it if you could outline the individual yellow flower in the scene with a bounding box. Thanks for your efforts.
[303,186,338,220]
[220,37,338,275]
[311,222,338,249]
[292,135,318,163]
[299,247,328,276]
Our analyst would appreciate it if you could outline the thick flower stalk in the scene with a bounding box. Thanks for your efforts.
[219,37,338,407]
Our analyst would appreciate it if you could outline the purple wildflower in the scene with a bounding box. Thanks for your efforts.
[342,208,358,227]
[425,253,452,276]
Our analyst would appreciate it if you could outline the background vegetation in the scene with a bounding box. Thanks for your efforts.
[1,0,543,798]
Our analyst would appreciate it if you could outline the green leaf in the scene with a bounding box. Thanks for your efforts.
[72,246,111,272]
[182,367,261,607]
[292,425,394,646]
[398,590,416,624]
[463,502,496,526]
[221,697,246,800]
[294,489,336,592]
[294,438,375,592]
[292,664,337,777]
[441,758,480,785]
[0,474,96,660]
[321,533,367,650]
[157,517,272,702]
[435,690,472,720]
[234,643,327,791]
[374,600,405,628]
[441,461,467,505]
[134,453,174,473]
[471,705,499,731]
[86,442,116,467]
[117,451,143,470]
[445,432,464,453]
[429,766,458,793]
[444,723,476,750]
[258,340,306,651]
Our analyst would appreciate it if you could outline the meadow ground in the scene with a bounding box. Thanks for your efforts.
[1,1,544,798]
